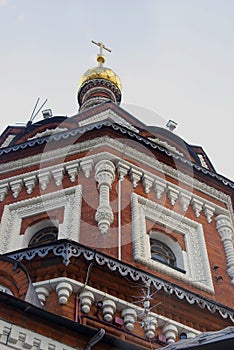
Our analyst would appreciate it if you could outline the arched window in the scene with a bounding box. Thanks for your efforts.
[28,226,58,247]
[150,238,176,267]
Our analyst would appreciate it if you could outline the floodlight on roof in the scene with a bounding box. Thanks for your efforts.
[166,120,177,132]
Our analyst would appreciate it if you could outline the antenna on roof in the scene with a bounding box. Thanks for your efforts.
[27,98,48,126]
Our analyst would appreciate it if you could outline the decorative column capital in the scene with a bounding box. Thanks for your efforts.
[215,215,233,241]
[95,160,115,189]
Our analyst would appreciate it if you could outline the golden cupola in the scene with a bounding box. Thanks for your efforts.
[77,41,122,111]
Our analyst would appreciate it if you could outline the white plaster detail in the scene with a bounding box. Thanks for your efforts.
[187,331,197,339]
[148,137,184,157]
[0,138,232,224]
[0,137,231,210]
[33,277,201,336]
[143,316,157,339]
[38,171,51,191]
[95,160,115,234]
[80,159,94,178]
[179,192,192,212]
[24,175,37,195]
[129,167,142,188]
[116,162,129,181]
[79,290,95,313]
[0,184,8,202]
[131,193,214,294]
[56,281,73,305]
[0,319,78,349]
[0,186,82,254]
[78,109,139,133]
[28,127,68,140]
[35,286,50,306]
[121,308,137,331]
[167,185,179,206]
[163,323,178,344]
[153,179,167,200]
[10,179,23,199]
[52,167,64,187]
[203,203,216,223]
[142,174,154,194]
[66,163,79,183]
[102,299,116,322]
[198,154,209,169]
[191,198,204,218]
[0,134,15,148]
[215,214,234,285]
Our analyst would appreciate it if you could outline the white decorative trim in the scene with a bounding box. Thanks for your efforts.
[9,179,23,199]
[95,160,115,234]
[0,186,82,254]
[0,136,232,208]
[38,171,51,191]
[78,109,139,133]
[149,137,184,157]
[131,193,214,294]
[0,134,15,148]
[0,150,230,227]
[167,185,179,206]
[28,127,68,140]
[24,175,37,194]
[215,214,234,285]
[80,159,94,178]
[0,319,78,350]
[163,324,178,344]
[129,167,142,188]
[142,174,154,194]
[52,167,64,187]
[56,281,73,305]
[33,277,201,337]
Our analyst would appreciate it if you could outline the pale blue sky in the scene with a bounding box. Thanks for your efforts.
[0,0,233,181]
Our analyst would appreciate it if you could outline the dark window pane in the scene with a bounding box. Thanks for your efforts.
[150,238,176,267]
[29,227,58,247]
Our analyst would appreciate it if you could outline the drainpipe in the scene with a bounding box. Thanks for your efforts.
[85,328,105,350]
[118,178,122,260]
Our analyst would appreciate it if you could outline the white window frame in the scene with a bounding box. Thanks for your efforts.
[0,185,82,254]
[131,193,214,294]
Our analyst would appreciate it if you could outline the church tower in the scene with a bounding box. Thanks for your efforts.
[0,42,233,350]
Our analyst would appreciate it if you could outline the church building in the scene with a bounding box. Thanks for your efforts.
[0,42,233,350]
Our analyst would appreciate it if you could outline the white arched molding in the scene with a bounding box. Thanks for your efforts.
[149,231,185,271]
[215,214,234,285]
[0,185,82,254]
[95,160,115,234]
[131,193,214,294]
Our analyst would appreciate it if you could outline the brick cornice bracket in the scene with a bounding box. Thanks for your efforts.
[215,214,234,285]
[95,160,115,234]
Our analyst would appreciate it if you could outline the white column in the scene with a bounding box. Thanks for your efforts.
[215,215,234,285]
[95,160,115,234]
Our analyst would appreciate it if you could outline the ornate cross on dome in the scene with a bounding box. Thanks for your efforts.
[91,40,111,55]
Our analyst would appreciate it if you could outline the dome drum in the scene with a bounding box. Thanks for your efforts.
[78,78,122,111]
